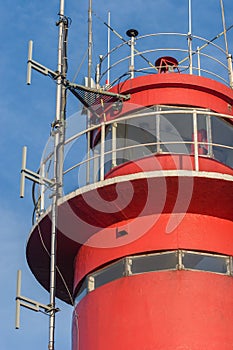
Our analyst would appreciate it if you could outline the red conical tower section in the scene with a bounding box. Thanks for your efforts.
[26,13,233,350]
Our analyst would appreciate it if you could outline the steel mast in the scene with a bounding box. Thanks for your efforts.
[86,0,93,184]
[49,0,67,349]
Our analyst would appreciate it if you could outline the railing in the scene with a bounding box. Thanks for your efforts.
[96,33,233,88]
[33,106,233,220]
[74,249,233,306]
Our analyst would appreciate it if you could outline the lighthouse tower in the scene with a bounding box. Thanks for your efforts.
[24,3,233,350]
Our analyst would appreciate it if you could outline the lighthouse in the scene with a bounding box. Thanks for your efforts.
[22,1,233,350]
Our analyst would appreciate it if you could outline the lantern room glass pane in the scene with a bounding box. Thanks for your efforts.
[94,260,125,289]
[159,110,193,154]
[211,117,233,168]
[115,116,157,165]
[131,251,177,274]
[183,252,228,274]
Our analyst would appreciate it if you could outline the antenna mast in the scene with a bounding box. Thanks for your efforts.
[88,0,93,86]
[86,0,93,184]
[49,0,67,349]
[107,11,111,85]
[188,0,193,74]
[220,0,233,88]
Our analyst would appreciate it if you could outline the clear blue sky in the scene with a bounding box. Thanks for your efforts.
[1,1,233,349]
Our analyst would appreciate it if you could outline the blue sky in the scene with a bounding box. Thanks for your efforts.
[1,1,233,349]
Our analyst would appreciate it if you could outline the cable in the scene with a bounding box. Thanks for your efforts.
[117,74,131,94]
[92,11,157,72]
[220,0,229,55]
[37,221,75,306]
[107,72,131,90]
[71,48,89,83]
[179,23,233,65]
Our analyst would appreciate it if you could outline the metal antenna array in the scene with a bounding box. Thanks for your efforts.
[17,1,68,350]
[18,1,129,348]
[15,270,60,329]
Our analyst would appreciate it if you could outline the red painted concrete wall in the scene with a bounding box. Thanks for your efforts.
[109,74,233,118]
[73,271,233,350]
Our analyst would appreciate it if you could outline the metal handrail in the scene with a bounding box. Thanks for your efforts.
[40,108,233,160]
[35,108,233,216]
[98,32,231,87]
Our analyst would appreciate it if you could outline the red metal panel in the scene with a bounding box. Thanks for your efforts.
[110,74,233,117]
[26,158,233,302]
[74,213,233,290]
[73,271,233,350]
[105,154,233,178]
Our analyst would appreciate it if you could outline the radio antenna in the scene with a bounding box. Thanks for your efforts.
[86,0,93,184]
[220,0,233,87]
[93,11,157,72]
[19,1,69,350]
[48,0,68,349]
[187,0,193,74]
[107,11,111,85]
[88,0,93,86]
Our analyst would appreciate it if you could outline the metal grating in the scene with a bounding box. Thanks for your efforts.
[68,83,130,120]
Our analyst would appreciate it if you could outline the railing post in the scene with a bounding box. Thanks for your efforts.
[193,110,199,171]
[197,46,201,76]
[227,54,233,88]
[156,109,161,153]
[111,122,117,168]
[100,123,105,181]
[40,163,45,214]
[188,32,193,75]
[206,113,213,157]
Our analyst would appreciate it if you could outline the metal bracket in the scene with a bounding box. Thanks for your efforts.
[68,82,130,101]
[177,250,184,270]
[124,257,133,276]
[20,146,54,198]
[68,82,130,120]
[15,270,60,329]
[87,276,95,292]
[227,256,233,276]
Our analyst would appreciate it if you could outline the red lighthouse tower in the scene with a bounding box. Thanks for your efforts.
[23,3,233,350]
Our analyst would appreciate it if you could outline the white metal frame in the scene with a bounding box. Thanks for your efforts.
[99,32,232,87]
[34,107,233,215]
[74,249,232,306]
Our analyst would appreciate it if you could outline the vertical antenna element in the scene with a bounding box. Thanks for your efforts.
[220,0,233,88]
[188,0,192,34]
[15,270,22,329]
[220,0,229,54]
[86,0,93,184]
[20,146,27,198]
[88,0,93,86]
[107,11,111,85]
[27,41,33,85]
[188,0,193,74]
[48,0,66,349]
